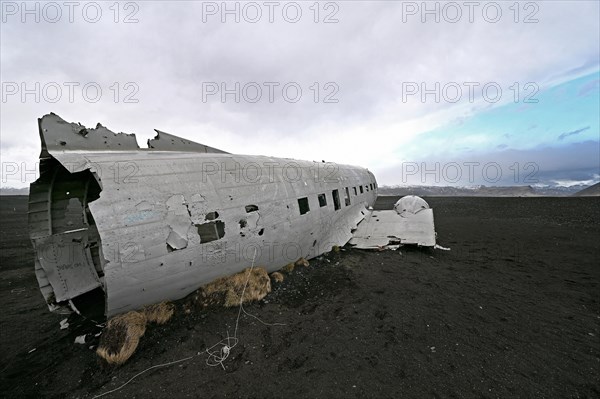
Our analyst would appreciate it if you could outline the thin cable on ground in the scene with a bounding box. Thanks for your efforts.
[240,304,287,327]
[92,248,285,397]
[91,356,194,399]
[205,248,287,369]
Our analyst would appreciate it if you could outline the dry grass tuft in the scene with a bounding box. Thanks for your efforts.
[332,245,341,253]
[187,267,271,308]
[143,302,175,325]
[270,271,284,283]
[294,257,309,268]
[281,263,295,273]
[96,311,147,366]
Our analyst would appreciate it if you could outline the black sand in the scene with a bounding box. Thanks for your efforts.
[1,196,598,398]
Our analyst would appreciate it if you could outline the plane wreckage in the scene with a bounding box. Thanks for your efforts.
[29,113,436,318]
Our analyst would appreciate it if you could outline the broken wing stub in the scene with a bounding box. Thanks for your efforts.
[349,195,436,249]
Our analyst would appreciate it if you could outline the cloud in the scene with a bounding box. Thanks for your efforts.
[558,126,590,141]
[1,1,599,188]
[551,179,599,188]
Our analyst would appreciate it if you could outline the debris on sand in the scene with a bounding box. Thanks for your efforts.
[74,335,87,344]
[278,258,308,275]
[281,263,295,273]
[96,267,270,366]
[294,257,309,268]
[189,267,272,309]
[270,272,284,283]
[96,311,147,366]
[143,302,175,325]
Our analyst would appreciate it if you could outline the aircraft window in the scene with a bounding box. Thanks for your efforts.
[353,187,357,196]
[332,189,341,211]
[318,193,327,207]
[370,183,374,190]
[365,185,369,192]
[298,197,310,215]
[196,220,225,243]
[360,186,364,194]
[344,187,351,206]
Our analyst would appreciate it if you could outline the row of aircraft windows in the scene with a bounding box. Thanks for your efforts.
[298,182,377,215]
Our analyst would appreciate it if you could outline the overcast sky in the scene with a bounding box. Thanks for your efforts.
[1,0,599,188]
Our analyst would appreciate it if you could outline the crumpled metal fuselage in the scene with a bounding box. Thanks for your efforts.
[29,114,379,317]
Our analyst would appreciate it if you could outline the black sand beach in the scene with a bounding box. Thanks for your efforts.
[1,195,598,398]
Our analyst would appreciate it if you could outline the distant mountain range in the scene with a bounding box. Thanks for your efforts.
[571,182,600,197]
[378,184,598,197]
[1,183,598,197]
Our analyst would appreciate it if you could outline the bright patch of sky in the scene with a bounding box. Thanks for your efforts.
[397,72,599,160]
